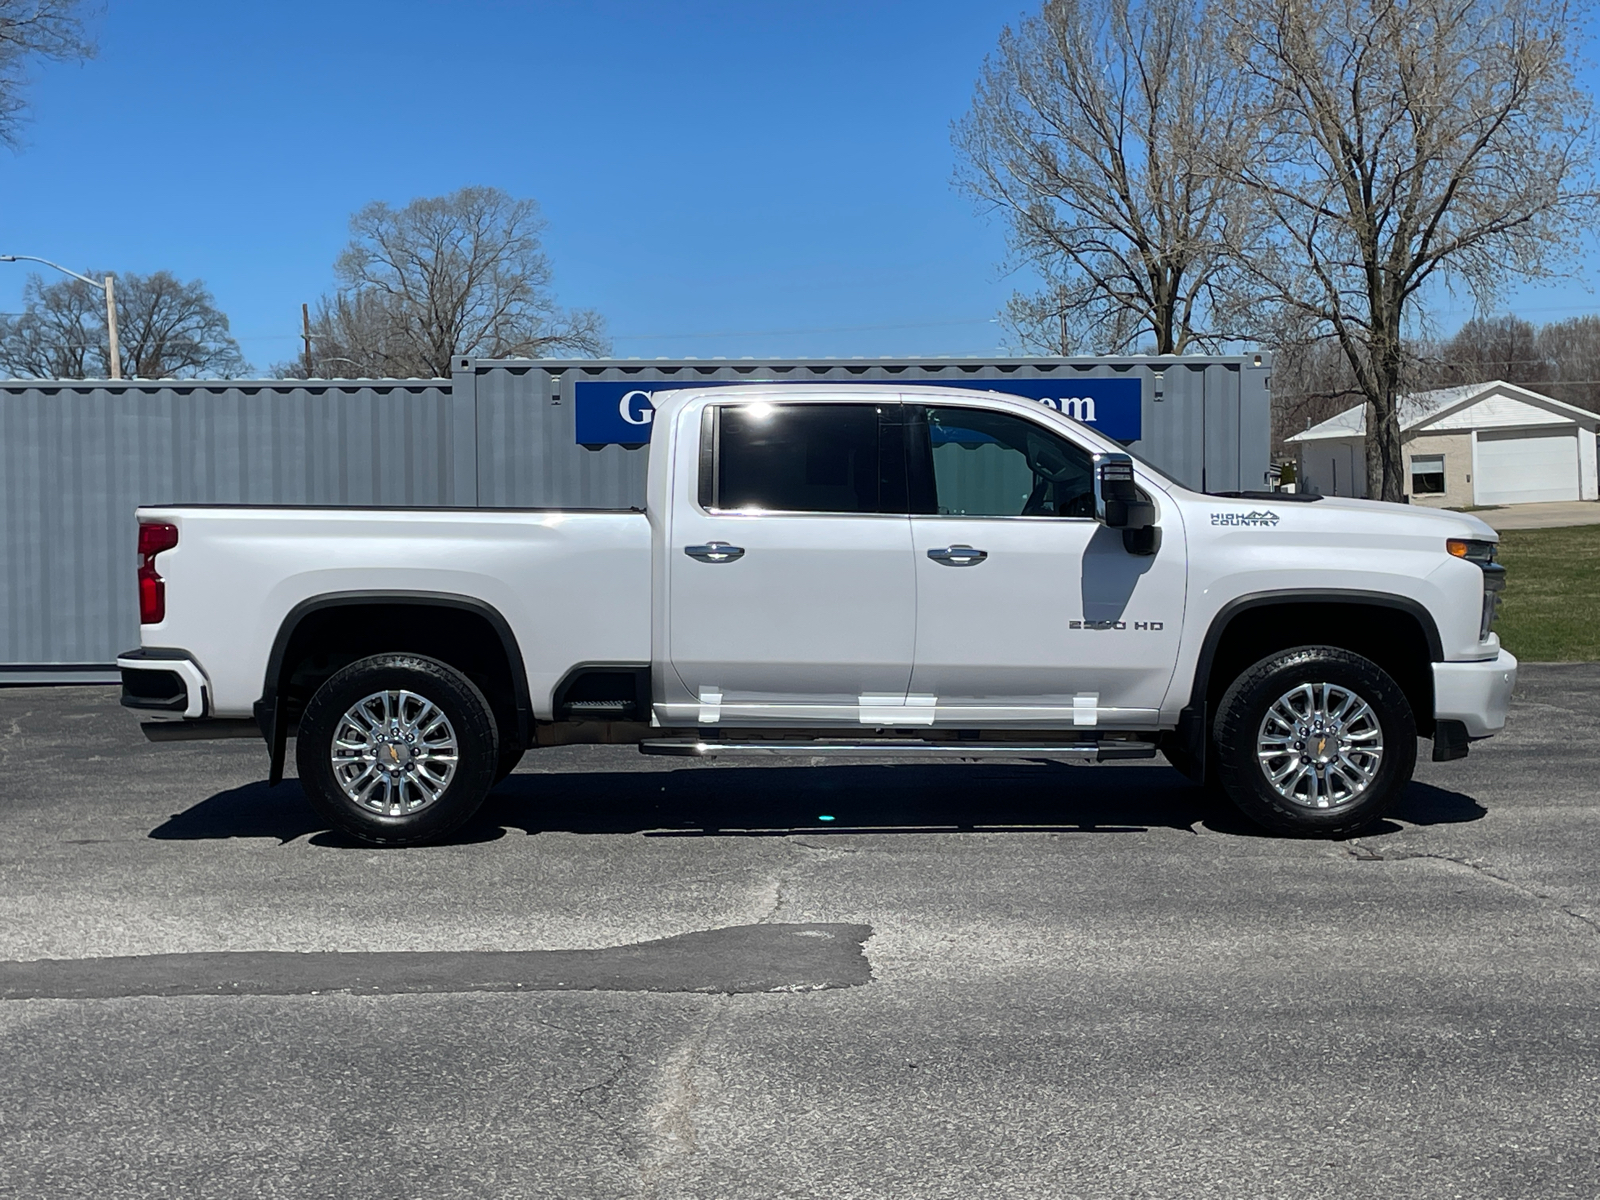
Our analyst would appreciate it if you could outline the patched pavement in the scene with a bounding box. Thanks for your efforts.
[1,667,1597,1199]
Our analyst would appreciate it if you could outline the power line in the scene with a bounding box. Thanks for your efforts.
[224,317,1007,346]
[611,317,1002,341]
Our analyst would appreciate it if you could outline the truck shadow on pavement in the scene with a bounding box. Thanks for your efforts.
[149,761,1487,847]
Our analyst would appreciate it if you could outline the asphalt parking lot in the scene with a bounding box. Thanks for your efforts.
[1,666,1597,1199]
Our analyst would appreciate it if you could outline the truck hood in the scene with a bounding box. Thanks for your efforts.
[1280,495,1500,540]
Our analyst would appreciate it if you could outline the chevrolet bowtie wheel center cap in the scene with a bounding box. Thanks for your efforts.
[329,690,461,817]
[1256,682,1384,810]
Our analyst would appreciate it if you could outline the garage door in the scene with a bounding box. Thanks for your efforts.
[1476,428,1580,505]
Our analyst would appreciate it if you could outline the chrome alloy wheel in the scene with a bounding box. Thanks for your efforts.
[330,689,460,816]
[1255,682,1384,810]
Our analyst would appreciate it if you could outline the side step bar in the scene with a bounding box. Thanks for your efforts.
[140,718,263,742]
[639,738,1157,761]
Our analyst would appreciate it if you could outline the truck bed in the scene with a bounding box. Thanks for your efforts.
[134,506,652,719]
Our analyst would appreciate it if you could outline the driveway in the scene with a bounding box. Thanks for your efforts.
[0,666,1597,1199]
[1478,499,1600,530]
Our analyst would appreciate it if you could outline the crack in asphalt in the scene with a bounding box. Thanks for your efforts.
[639,996,724,1199]
[1348,843,1600,938]
[570,1048,634,1104]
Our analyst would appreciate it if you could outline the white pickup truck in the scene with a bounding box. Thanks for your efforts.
[119,384,1516,845]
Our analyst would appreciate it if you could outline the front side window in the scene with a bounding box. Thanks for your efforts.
[916,406,1095,517]
[709,403,889,514]
[1410,454,1446,495]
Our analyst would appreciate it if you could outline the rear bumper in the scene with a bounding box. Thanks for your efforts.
[1433,650,1517,738]
[116,648,209,719]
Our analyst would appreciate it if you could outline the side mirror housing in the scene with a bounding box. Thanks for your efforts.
[1094,452,1159,555]
[1094,452,1155,529]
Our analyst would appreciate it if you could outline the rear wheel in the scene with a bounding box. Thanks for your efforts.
[296,653,498,846]
[1214,646,1416,837]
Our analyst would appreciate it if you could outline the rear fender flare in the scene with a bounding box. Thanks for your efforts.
[255,591,532,785]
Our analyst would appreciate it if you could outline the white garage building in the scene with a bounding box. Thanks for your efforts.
[1287,380,1600,507]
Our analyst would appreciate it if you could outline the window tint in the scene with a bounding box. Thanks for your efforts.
[920,406,1095,517]
[715,403,885,513]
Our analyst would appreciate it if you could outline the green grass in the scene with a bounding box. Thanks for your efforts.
[1493,525,1600,662]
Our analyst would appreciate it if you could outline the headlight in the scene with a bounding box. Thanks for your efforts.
[1447,538,1497,564]
[1478,563,1506,639]
[1448,540,1506,639]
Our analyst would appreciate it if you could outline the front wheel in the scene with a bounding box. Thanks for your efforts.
[1214,646,1416,837]
[296,653,499,846]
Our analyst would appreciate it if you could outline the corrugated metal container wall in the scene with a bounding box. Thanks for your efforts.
[0,380,463,680]
[0,356,1268,677]
[464,355,1270,507]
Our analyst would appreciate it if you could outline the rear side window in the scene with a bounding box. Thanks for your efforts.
[706,403,903,514]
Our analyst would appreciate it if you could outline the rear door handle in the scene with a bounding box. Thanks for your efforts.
[927,545,987,566]
[685,542,745,563]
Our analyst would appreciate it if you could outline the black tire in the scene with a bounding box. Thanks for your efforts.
[1214,646,1416,837]
[296,653,498,846]
[492,740,525,787]
[1158,735,1211,788]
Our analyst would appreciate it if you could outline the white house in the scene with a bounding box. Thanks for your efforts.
[1286,380,1600,507]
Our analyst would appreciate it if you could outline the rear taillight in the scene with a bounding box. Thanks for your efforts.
[137,521,178,624]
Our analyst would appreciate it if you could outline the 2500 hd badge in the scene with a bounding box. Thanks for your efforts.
[1068,620,1165,630]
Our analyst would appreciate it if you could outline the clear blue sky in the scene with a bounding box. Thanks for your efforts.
[1,0,1594,373]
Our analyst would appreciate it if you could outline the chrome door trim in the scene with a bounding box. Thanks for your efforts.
[684,541,746,563]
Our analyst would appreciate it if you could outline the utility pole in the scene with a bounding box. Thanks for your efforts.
[105,275,122,380]
[302,303,313,377]
[0,255,122,379]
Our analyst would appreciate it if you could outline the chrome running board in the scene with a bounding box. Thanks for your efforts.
[639,738,1157,761]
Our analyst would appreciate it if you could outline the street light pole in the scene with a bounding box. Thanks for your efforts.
[0,254,123,379]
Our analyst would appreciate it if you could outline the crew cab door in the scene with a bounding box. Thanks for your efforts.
[662,399,918,725]
[905,403,1185,725]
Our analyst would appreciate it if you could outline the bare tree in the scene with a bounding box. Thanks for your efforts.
[1534,315,1600,411]
[113,271,248,378]
[0,269,99,376]
[1427,315,1551,389]
[1271,339,1366,451]
[0,0,95,147]
[1413,313,1600,412]
[1226,0,1597,501]
[955,0,1252,354]
[285,187,608,378]
[0,270,248,378]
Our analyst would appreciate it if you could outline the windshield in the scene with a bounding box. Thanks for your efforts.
[1122,445,1187,491]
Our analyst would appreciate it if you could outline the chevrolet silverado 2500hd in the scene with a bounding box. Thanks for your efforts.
[119,384,1516,844]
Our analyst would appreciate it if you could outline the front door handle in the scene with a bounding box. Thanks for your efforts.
[685,541,745,563]
[927,545,987,566]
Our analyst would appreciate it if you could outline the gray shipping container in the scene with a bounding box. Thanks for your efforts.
[0,354,1269,680]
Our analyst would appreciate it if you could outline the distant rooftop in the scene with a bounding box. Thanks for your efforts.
[1288,380,1533,442]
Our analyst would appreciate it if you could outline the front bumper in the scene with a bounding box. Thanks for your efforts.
[1433,649,1518,738]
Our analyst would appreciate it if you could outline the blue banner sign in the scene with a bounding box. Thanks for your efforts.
[574,376,1143,445]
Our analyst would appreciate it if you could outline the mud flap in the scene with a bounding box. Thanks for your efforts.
[1431,718,1471,763]
[254,697,289,786]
